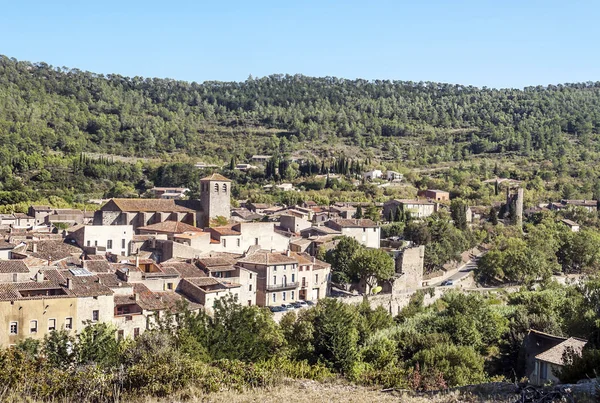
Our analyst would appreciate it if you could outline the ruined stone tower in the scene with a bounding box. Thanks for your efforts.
[200,173,232,227]
[506,186,524,228]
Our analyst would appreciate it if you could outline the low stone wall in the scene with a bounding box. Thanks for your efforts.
[335,288,448,315]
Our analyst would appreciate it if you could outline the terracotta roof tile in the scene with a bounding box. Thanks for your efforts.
[535,337,587,366]
[105,199,196,213]
[327,218,378,228]
[237,250,297,265]
[83,260,112,273]
[138,220,200,234]
[161,262,207,278]
[201,173,231,182]
[22,240,82,261]
[96,273,131,288]
[210,226,241,236]
[0,260,30,273]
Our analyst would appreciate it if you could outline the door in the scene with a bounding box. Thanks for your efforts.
[312,288,319,300]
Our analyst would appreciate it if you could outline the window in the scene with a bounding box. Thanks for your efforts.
[107,239,113,249]
[363,228,366,232]
[30,320,38,334]
[373,228,377,232]
[223,184,227,193]
[282,291,286,301]
[540,362,548,379]
[92,310,99,322]
[222,238,227,248]
[248,300,252,306]
[249,273,253,279]
[299,266,303,272]
[249,284,252,291]
[87,240,90,247]
[237,238,240,247]
[315,274,319,284]
[65,317,72,330]
[291,291,295,300]
[214,183,219,192]
[273,266,277,272]
[291,274,295,283]
[118,330,124,340]
[94,240,98,246]
[48,319,56,331]
[12,273,17,282]
[9,321,18,335]
[283,275,287,285]
[167,283,173,290]
[273,275,276,284]
[121,239,126,249]
[272,293,276,303]
[255,238,259,245]
[134,328,140,338]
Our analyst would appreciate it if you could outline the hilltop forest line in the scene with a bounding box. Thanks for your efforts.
[3,55,600,205]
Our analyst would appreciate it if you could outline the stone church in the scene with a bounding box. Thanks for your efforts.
[94,173,232,229]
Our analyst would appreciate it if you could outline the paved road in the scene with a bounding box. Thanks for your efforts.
[430,255,480,287]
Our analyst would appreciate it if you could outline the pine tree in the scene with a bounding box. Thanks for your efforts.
[355,205,363,219]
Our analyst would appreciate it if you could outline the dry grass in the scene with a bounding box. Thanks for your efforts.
[136,380,515,403]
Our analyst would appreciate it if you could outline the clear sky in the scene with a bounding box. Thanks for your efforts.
[1,0,598,88]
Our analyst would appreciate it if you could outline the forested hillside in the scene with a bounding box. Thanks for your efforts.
[2,54,600,161]
[2,54,600,206]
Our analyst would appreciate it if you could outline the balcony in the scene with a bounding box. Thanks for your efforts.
[266,282,299,291]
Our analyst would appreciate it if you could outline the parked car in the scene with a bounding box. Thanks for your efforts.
[292,301,308,308]
[269,306,285,313]
[305,300,316,306]
[281,303,296,310]
[440,280,455,286]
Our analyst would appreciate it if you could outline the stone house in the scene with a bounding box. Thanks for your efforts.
[69,224,134,256]
[383,199,438,220]
[325,218,380,249]
[523,330,587,385]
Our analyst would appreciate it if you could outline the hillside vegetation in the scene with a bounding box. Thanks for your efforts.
[2,55,600,162]
[2,55,600,208]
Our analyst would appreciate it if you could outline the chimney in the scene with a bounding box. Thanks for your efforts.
[36,271,44,282]
[312,256,316,263]
[97,278,102,284]
[66,277,73,290]
[134,293,139,302]
[286,249,291,257]
[135,255,140,268]
[32,243,37,253]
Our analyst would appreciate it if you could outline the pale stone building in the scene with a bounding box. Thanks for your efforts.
[325,219,380,249]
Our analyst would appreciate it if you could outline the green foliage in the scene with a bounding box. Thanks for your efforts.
[411,343,486,387]
[349,248,395,290]
[326,236,363,283]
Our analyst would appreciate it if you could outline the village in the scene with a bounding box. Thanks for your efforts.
[0,168,594,388]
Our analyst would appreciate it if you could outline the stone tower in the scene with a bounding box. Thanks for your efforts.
[200,173,232,227]
[506,186,524,228]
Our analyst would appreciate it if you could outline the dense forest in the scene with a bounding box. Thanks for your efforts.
[3,54,600,161]
[3,54,600,206]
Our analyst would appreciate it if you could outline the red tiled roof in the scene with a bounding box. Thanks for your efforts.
[0,260,29,273]
[328,218,378,228]
[83,260,112,273]
[161,262,207,278]
[237,250,297,265]
[138,220,200,234]
[201,173,232,182]
[210,226,241,236]
[105,199,196,213]
[535,337,587,366]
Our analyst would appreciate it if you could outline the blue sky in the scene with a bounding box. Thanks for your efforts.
[1,0,598,88]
